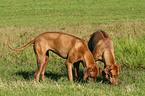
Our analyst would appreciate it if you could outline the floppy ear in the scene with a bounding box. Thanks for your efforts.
[116,64,121,74]
[118,64,121,71]
[83,67,89,80]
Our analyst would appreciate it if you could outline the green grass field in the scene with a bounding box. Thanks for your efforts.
[0,0,145,95]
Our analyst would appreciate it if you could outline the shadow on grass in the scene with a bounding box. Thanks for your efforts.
[14,71,35,80]
[14,70,109,84]
[14,71,66,81]
[72,70,104,84]
[45,71,66,81]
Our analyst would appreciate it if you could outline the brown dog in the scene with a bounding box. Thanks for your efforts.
[8,32,101,82]
[87,30,121,85]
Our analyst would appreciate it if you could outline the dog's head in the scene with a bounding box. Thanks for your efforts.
[83,65,102,82]
[104,63,121,85]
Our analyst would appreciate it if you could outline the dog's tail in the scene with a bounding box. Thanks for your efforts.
[87,33,93,42]
[8,38,35,51]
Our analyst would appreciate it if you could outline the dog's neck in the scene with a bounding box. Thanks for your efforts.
[103,49,115,67]
[83,50,96,67]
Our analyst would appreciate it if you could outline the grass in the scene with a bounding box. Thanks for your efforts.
[0,0,145,95]
[0,0,145,27]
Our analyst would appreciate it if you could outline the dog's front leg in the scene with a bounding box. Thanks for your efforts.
[65,60,73,82]
[73,62,80,81]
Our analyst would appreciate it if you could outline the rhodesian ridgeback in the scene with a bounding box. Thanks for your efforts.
[8,32,101,82]
[87,30,121,85]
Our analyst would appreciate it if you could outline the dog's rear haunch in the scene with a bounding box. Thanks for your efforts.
[8,32,101,82]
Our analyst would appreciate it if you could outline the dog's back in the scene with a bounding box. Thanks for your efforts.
[88,30,113,52]
[34,32,88,59]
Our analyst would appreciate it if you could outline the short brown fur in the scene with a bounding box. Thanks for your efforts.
[8,32,101,82]
[87,30,121,85]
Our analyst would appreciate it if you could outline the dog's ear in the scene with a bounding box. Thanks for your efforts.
[116,64,121,75]
[117,64,121,71]
[83,67,89,80]
[115,62,121,71]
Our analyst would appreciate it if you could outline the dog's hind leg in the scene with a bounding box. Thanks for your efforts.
[41,55,49,81]
[35,54,46,83]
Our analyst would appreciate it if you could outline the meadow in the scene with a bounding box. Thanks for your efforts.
[0,0,145,95]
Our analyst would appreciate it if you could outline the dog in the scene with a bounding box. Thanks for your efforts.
[8,32,101,82]
[87,30,121,85]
